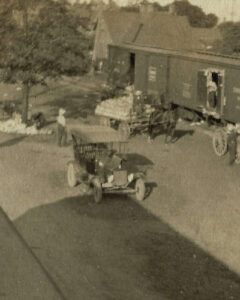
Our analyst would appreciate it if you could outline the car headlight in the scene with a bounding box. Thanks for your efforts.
[128,173,134,182]
[107,175,114,183]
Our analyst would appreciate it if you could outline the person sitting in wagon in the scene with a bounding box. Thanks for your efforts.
[133,90,144,115]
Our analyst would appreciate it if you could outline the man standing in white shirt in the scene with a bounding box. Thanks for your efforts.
[57,108,67,147]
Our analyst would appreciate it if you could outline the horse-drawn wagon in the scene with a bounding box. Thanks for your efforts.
[95,89,173,138]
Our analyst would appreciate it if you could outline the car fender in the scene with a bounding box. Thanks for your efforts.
[133,172,146,182]
[127,172,146,188]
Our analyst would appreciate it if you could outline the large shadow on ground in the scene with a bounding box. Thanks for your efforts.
[14,195,240,300]
[0,136,25,148]
[123,153,154,174]
[150,128,195,143]
[173,129,195,142]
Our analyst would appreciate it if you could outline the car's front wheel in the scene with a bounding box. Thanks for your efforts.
[67,162,78,187]
[135,178,145,201]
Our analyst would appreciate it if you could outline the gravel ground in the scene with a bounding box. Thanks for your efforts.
[1,120,240,299]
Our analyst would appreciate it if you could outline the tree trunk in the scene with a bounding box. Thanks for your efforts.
[22,83,30,124]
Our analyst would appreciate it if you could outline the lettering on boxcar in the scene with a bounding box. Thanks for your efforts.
[148,66,157,82]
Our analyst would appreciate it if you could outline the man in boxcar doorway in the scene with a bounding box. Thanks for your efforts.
[207,74,218,109]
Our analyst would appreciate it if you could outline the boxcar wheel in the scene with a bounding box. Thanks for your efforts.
[135,178,146,201]
[212,128,228,157]
[92,178,102,204]
[67,163,78,187]
[235,156,240,164]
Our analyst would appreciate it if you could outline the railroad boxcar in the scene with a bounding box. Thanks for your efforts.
[108,44,240,156]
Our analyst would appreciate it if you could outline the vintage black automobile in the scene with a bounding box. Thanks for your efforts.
[67,124,146,203]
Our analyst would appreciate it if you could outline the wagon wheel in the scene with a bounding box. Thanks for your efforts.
[212,128,228,157]
[235,155,240,164]
[118,121,131,139]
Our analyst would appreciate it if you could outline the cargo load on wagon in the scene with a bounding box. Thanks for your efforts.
[95,86,155,122]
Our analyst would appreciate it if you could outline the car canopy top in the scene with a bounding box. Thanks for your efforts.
[68,122,127,144]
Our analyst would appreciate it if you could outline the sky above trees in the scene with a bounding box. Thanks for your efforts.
[68,0,240,22]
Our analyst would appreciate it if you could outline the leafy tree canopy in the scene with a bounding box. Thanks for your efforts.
[121,0,218,28]
[0,0,91,122]
[213,22,240,55]
[168,1,218,28]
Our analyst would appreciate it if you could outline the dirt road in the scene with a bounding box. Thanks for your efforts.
[1,122,240,299]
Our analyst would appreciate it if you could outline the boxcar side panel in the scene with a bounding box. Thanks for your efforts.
[223,68,240,123]
[146,55,168,97]
[168,57,202,110]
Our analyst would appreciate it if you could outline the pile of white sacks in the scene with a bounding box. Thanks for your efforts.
[95,95,134,121]
[0,114,52,135]
[95,86,135,121]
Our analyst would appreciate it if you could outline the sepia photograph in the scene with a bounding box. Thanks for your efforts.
[1,0,240,299]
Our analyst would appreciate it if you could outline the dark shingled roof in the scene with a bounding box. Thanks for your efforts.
[123,13,194,50]
[101,11,222,52]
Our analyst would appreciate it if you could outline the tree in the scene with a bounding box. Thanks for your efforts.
[0,0,91,124]
[204,13,218,28]
[169,1,218,28]
[214,22,240,55]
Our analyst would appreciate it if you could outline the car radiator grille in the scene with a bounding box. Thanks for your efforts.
[113,170,128,186]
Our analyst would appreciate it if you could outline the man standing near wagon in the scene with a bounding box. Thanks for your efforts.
[227,124,238,165]
[164,103,178,144]
[57,108,67,147]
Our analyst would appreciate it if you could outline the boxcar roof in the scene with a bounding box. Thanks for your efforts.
[110,43,240,68]
[68,123,127,144]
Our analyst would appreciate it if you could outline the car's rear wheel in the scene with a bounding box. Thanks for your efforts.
[135,178,145,201]
[67,163,78,187]
[212,128,228,157]
[92,178,102,203]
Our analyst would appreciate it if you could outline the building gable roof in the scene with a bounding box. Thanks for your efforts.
[123,13,193,50]
[101,10,138,44]
[101,10,222,52]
